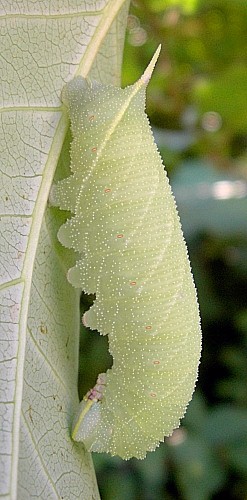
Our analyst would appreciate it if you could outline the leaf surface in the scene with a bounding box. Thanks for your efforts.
[0,1,130,498]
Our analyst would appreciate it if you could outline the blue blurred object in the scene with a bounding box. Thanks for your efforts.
[170,160,247,237]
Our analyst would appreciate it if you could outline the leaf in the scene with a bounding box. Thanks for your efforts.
[227,439,247,475]
[202,406,247,445]
[194,65,247,133]
[0,0,130,497]
[168,435,226,500]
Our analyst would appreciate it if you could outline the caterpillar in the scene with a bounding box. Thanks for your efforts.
[51,46,202,460]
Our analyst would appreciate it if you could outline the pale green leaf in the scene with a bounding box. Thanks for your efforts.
[0,0,130,498]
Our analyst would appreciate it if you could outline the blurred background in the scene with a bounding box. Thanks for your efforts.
[80,0,247,498]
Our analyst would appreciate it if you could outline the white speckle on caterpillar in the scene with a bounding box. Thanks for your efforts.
[52,45,202,460]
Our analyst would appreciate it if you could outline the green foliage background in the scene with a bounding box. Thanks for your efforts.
[79,0,247,499]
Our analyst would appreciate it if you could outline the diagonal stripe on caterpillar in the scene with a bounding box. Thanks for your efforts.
[51,46,202,460]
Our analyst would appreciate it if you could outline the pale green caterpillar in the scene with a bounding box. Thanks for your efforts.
[51,46,202,460]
